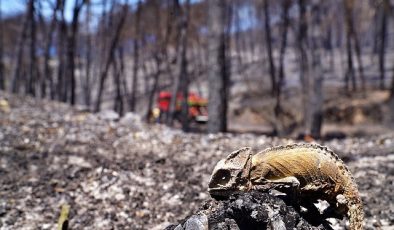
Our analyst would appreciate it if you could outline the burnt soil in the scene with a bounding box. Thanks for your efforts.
[0,91,393,229]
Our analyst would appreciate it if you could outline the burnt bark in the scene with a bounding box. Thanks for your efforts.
[392,67,394,98]
[11,5,30,93]
[57,1,68,101]
[390,46,394,124]
[167,0,190,130]
[179,0,190,132]
[129,0,142,112]
[234,2,244,69]
[274,0,291,120]
[309,52,324,138]
[298,0,310,134]
[378,0,389,90]
[167,0,182,126]
[343,0,365,92]
[26,0,37,97]
[308,3,324,138]
[94,4,128,112]
[262,0,276,96]
[67,0,86,105]
[145,0,173,122]
[146,56,163,122]
[113,47,124,116]
[42,1,60,99]
[0,0,4,90]
[82,1,92,106]
[207,0,229,133]
[353,36,365,91]
[298,0,324,138]
[343,0,355,93]
[343,0,355,92]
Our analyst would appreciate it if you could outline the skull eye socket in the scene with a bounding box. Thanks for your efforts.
[210,169,231,187]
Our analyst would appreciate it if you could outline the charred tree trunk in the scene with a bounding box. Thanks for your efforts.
[352,28,365,91]
[298,0,310,135]
[298,0,324,138]
[67,0,85,105]
[167,0,182,126]
[26,0,37,97]
[343,0,356,92]
[391,67,394,98]
[309,3,324,138]
[263,0,276,96]
[234,3,244,70]
[146,55,163,122]
[390,2,394,117]
[179,0,190,132]
[343,0,364,92]
[207,0,229,133]
[57,1,68,101]
[372,9,380,54]
[309,49,324,138]
[82,1,92,107]
[113,47,124,116]
[344,25,355,92]
[43,2,60,99]
[389,62,394,124]
[94,4,127,112]
[11,5,29,93]
[145,0,173,122]
[0,0,4,90]
[378,0,389,90]
[274,0,290,119]
[129,0,142,112]
[167,0,190,130]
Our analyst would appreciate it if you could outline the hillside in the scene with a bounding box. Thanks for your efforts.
[0,91,393,229]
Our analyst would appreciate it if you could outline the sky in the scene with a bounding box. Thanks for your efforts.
[0,0,253,32]
[0,0,137,21]
[0,0,203,20]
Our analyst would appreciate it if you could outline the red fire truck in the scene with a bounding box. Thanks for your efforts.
[153,91,208,123]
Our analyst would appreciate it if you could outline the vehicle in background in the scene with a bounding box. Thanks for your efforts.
[153,91,208,123]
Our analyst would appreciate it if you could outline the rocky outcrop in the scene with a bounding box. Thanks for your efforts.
[167,192,330,230]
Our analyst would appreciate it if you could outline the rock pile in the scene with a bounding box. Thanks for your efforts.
[167,191,328,230]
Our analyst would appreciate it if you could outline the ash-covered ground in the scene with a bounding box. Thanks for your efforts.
[0,91,393,230]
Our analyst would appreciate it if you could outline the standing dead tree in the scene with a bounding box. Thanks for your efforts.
[145,0,174,122]
[113,47,125,115]
[308,2,324,138]
[42,0,61,99]
[387,1,394,124]
[167,0,183,126]
[298,0,325,138]
[82,1,92,106]
[262,0,276,96]
[0,0,4,90]
[274,0,291,119]
[298,0,310,134]
[11,3,30,94]
[178,0,191,131]
[378,0,389,90]
[352,19,365,91]
[129,0,142,112]
[67,0,86,105]
[343,0,365,92]
[343,0,356,92]
[167,0,190,130]
[207,0,230,133]
[57,0,68,101]
[26,0,38,97]
[95,3,128,112]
